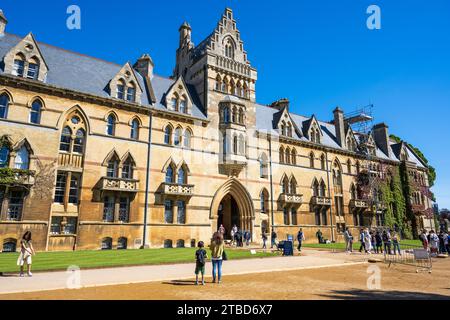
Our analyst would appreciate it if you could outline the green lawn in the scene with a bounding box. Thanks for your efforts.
[303,240,422,250]
[0,248,277,274]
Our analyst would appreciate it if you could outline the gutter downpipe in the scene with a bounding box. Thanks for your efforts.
[268,135,275,234]
[142,111,153,249]
[325,151,335,242]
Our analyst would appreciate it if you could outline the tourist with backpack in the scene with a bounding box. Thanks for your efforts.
[195,241,208,285]
[375,230,383,254]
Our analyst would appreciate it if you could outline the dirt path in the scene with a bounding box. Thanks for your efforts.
[2,258,449,300]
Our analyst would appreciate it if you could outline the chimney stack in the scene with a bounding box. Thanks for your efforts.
[333,107,346,148]
[134,54,154,80]
[373,123,391,157]
[0,10,7,35]
[269,98,290,111]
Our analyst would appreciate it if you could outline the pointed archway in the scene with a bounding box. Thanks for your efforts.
[210,178,255,238]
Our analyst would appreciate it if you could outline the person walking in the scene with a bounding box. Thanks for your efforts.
[218,224,226,237]
[445,231,450,254]
[375,230,383,254]
[364,229,372,254]
[297,228,305,252]
[271,229,278,249]
[245,231,251,246]
[438,231,446,254]
[370,230,376,253]
[382,230,392,255]
[392,232,401,255]
[210,232,225,284]
[419,229,429,250]
[194,241,208,286]
[344,227,353,252]
[429,230,439,256]
[359,229,366,253]
[262,232,268,250]
[17,231,35,277]
[316,229,323,244]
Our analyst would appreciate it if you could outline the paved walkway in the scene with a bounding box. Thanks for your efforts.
[0,249,368,295]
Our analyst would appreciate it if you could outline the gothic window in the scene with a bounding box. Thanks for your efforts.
[291,208,298,225]
[291,149,297,165]
[233,135,238,155]
[282,176,289,194]
[0,93,10,119]
[259,154,268,178]
[116,79,125,100]
[320,154,326,170]
[290,178,297,195]
[347,159,352,174]
[225,39,235,59]
[280,147,285,164]
[287,124,293,137]
[238,134,245,155]
[320,181,326,197]
[223,107,230,123]
[165,165,175,183]
[126,82,136,102]
[350,184,357,200]
[313,179,319,197]
[54,172,67,203]
[121,157,134,180]
[73,129,85,154]
[285,148,290,164]
[164,125,172,145]
[170,97,178,111]
[179,97,187,114]
[26,57,40,80]
[232,107,237,123]
[130,119,139,140]
[309,152,315,168]
[12,55,25,77]
[59,127,72,152]
[0,146,9,168]
[215,75,222,91]
[14,146,29,170]
[356,161,361,174]
[107,158,119,178]
[119,198,130,223]
[106,114,116,136]
[30,99,42,124]
[7,191,24,221]
[174,127,182,147]
[238,108,244,124]
[178,167,186,185]
[260,189,269,213]
[183,129,192,148]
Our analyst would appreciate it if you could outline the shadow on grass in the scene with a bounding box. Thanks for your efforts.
[320,289,450,300]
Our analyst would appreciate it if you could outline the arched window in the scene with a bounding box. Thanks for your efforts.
[166,165,175,183]
[116,79,125,100]
[101,237,112,250]
[260,189,269,213]
[164,126,172,145]
[2,239,17,253]
[350,184,357,200]
[176,239,185,248]
[282,176,289,194]
[233,135,238,155]
[27,56,40,80]
[107,158,119,178]
[164,239,173,248]
[183,129,192,148]
[287,124,293,137]
[29,99,42,124]
[106,114,116,136]
[73,129,85,154]
[281,122,286,136]
[59,127,72,152]
[126,82,136,102]
[0,146,9,168]
[179,97,187,114]
[291,149,297,165]
[232,107,237,123]
[320,154,326,170]
[13,54,25,77]
[356,161,361,174]
[225,39,235,59]
[215,75,222,91]
[285,148,290,164]
[347,159,352,174]
[223,134,228,154]
[121,157,134,179]
[320,181,326,197]
[170,97,177,111]
[178,167,186,185]
[174,127,182,146]
[117,237,128,250]
[14,146,29,170]
[290,178,297,194]
[0,93,10,119]
[279,147,285,164]
[316,130,321,144]
[313,179,319,197]
[309,152,315,168]
[238,108,244,124]
[259,154,268,178]
[130,119,139,140]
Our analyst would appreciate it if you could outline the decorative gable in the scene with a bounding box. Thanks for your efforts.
[304,115,323,143]
[3,33,49,82]
[109,63,143,103]
[165,76,193,115]
[274,107,300,138]
[345,127,358,152]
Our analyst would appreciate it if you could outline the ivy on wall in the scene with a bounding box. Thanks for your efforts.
[380,166,412,239]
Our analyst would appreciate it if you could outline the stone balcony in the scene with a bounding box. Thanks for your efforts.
[161,182,195,198]
[0,169,35,186]
[279,193,303,206]
[311,196,332,207]
[99,177,138,193]
[58,152,84,170]
[349,199,369,209]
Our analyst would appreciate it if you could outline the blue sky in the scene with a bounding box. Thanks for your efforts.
[2,0,449,208]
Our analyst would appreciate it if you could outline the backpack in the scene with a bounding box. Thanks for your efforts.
[382,233,388,242]
[196,249,206,266]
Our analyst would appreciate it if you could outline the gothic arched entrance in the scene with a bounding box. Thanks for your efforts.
[210,178,255,239]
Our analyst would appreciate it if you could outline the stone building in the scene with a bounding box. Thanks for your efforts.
[0,8,433,252]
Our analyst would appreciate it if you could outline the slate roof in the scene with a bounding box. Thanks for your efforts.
[0,32,206,119]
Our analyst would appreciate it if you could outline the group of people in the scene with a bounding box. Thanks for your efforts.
[419,229,450,256]
[343,227,403,255]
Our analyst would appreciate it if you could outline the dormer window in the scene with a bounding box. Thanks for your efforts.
[126,84,136,102]
[117,81,125,100]
[179,98,187,113]
[26,58,40,80]
[13,58,25,77]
